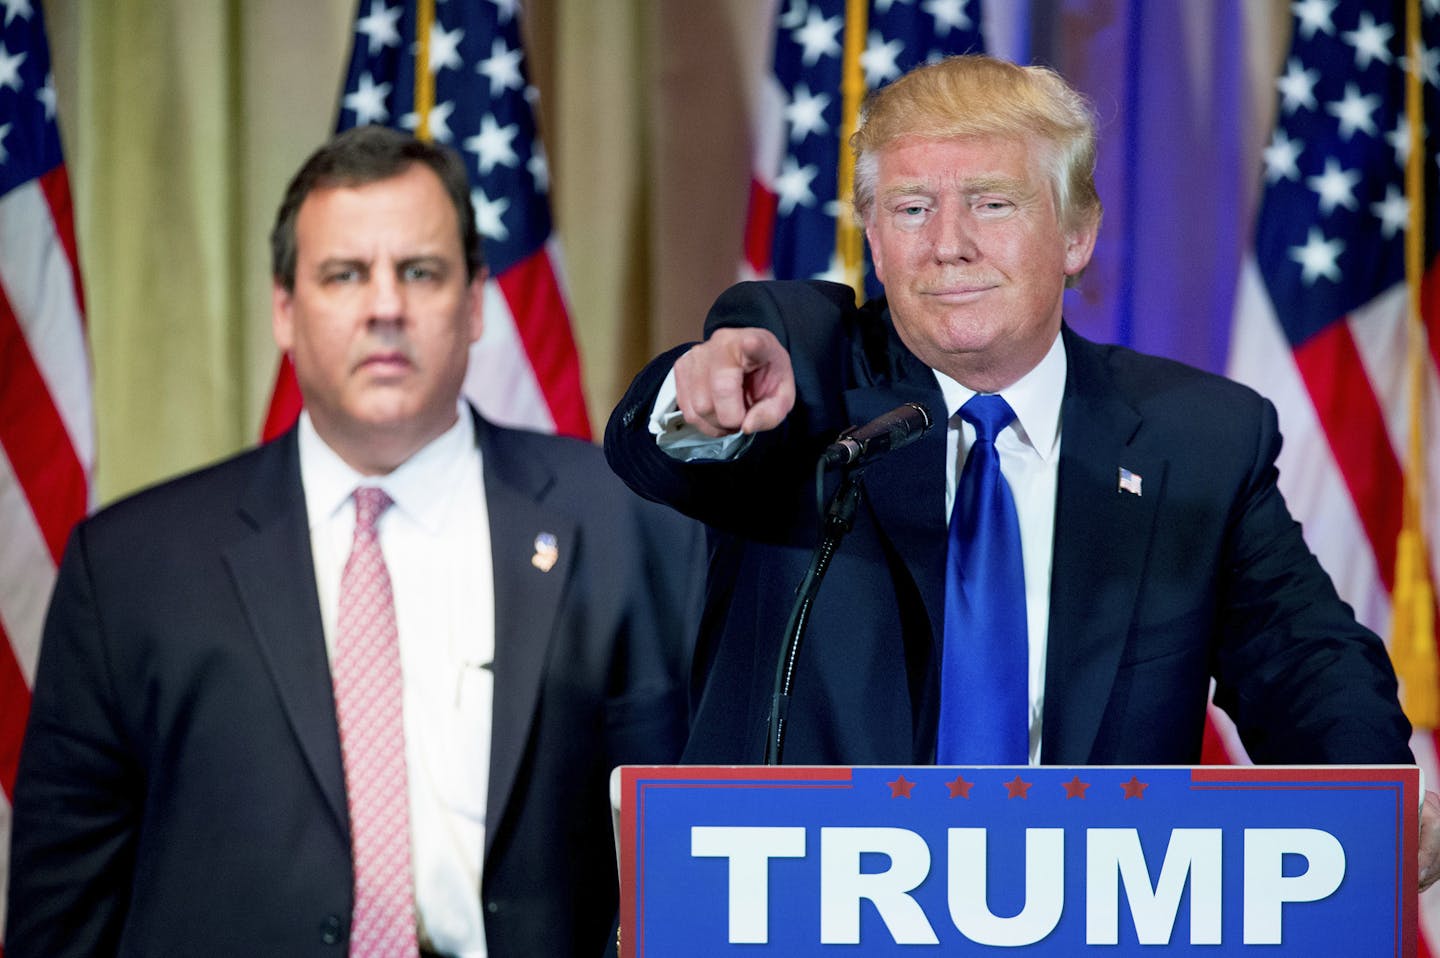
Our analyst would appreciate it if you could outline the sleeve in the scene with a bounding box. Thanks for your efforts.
[5,525,141,958]
[1210,397,1413,765]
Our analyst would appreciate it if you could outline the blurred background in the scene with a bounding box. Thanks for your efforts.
[39,0,1294,503]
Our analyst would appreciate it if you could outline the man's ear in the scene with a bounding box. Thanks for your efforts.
[272,282,294,352]
[1063,217,1099,277]
[467,268,488,344]
[864,218,887,286]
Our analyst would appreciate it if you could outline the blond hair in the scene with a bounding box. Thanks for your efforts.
[851,55,1102,235]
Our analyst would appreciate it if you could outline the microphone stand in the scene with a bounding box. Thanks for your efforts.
[762,461,864,765]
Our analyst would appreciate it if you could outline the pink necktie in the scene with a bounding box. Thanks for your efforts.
[334,487,418,956]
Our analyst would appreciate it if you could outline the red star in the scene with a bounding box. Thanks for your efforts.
[1062,775,1090,799]
[946,775,974,799]
[888,774,915,798]
[1121,776,1149,799]
[1004,775,1032,799]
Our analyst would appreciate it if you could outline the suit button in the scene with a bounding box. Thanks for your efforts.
[320,914,344,945]
[485,900,500,914]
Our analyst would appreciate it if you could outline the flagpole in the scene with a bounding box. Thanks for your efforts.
[1391,0,1438,728]
[835,0,869,302]
[414,0,435,141]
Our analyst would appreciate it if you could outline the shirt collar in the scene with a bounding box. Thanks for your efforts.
[297,402,479,533]
[931,330,1067,461]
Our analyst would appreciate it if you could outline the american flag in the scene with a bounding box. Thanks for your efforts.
[743,0,985,292]
[262,0,589,441]
[1224,0,1440,941]
[0,2,92,946]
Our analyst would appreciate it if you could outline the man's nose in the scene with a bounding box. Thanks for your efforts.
[367,271,404,323]
[932,204,979,262]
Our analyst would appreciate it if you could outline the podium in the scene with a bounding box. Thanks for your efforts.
[613,765,1418,955]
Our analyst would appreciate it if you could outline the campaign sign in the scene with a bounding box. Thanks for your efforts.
[615,765,1417,956]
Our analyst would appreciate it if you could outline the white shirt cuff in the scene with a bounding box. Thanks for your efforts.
[649,368,752,461]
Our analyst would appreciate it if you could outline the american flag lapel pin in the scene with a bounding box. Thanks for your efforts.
[531,532,559,572]
[1117,467,1143,497]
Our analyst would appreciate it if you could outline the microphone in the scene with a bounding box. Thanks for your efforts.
[820,402,933,469]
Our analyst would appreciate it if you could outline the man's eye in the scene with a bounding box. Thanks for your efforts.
[402,264,439,282]
[323,268,360,284]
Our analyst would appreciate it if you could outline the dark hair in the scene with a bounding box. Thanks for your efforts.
[270,125,483,290]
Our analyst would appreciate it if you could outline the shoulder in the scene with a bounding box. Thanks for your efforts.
[484,422,704,551]
[1062,329,1280,474]
[54,439,293,589]
[82,440,285,537]
[482,420,678,508]
[715,279,858,313]
[706,280,861,340]
[1066,328,1272,419]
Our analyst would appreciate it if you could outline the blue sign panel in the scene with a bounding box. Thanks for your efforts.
[617,766,1417,956]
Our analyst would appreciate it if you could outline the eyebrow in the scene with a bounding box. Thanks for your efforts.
[880,175,1035,202]
[961,175,1032,198]
[314,252,452,272]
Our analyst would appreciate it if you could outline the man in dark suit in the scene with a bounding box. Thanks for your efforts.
[6,126,703,956]
[603,54,1440,885]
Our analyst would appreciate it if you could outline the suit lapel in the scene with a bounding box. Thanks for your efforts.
[475,417,575,857]
[1041,330,1166,763]
[222,434,349,832]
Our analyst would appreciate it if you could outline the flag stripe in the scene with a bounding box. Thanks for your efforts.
[0,622,30,801]
[1428,259,1440,372]
[260,357,304,444]
[0,445,58,685]
[38,166,86,319]
[0,288,85,565]
[1292,320,1404,590]
[743,179,777,277]
[0,179,92,473]
[495,246,588,438]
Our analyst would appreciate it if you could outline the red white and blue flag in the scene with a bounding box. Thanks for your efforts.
[743,0,985,291]
[0,2,92,946]
[1224,0,1440,940]
[263,0,589,441]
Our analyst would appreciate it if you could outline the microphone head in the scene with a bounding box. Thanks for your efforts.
[821,402,933,468]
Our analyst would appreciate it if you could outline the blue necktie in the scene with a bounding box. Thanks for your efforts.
[937,394,1028,765]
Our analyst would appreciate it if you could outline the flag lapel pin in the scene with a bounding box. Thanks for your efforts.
[1117,467,1143,497]
[531,532,559,572]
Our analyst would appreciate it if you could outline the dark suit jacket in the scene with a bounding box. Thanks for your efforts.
[6,409,704,958]
[604,279,1412,767]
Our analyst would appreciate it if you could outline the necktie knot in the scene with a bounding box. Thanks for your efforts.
[353,486,392,533]
[959,394,1015,443]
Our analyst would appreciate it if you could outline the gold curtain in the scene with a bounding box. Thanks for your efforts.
[42,0,769,504]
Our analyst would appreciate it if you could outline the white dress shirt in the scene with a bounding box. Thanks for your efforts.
[299,405,493,957]
[651,331,1068,764]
